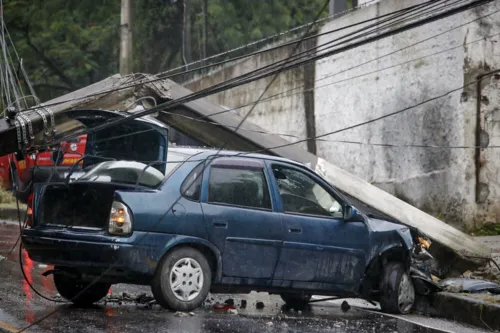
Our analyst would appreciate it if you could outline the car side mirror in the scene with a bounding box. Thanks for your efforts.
[343,205,361,222]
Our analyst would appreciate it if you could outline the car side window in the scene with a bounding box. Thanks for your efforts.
[271,164,343,218]
[181,162,204,201]
[208,166,272,210]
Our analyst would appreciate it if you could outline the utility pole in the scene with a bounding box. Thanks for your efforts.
[182,0,192,70]
[203,0,208,61]
[120,0,133,75]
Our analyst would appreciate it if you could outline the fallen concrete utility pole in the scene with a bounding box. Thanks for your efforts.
[0,73,491,273]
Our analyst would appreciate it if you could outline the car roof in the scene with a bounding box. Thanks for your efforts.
[168,146,306,168]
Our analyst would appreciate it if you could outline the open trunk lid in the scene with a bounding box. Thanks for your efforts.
[63,109,169,174]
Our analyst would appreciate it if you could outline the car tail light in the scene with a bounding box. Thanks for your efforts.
[108,201,132,236]
[26,193,34,227]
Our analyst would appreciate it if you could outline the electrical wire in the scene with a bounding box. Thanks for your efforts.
[15,0,445,114]
[37,27,500,151]
[88,69,500,167]
[18,242,65,303]
[157,0,381,78]
[211,18,500,107]
[244,73,499,155]
[34,0,483,149]
[166,0,433,81]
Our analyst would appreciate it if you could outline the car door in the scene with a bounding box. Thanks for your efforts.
[268,161,369,291]
[201,156,283,284]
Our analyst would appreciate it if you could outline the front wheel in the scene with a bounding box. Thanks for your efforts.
[53,269,110,306]
[280,293,311,310]
[379,262,415,314]
[152,247,211,312]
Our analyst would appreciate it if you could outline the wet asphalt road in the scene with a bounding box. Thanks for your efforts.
[0,221,490,333]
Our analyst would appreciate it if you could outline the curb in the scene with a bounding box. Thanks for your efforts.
[419,292,500,330]
[0,206,26,222]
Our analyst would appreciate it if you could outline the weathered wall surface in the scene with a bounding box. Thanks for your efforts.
[185,0,500,231]
[185,37,317,152]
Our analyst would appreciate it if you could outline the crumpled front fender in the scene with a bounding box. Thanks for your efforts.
[396,227,413,251]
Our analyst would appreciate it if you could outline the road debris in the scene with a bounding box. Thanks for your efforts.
[103,292,157,306]
[341,300,351,312]
[440,278,500,294]
[174,311,189,317]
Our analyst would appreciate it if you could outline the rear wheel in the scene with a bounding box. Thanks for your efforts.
[379,262,415,314]
[280,293,311,310]
[152,247,211,311]
[53,269,110,306]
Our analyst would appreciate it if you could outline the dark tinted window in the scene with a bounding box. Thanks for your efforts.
[181,162,204,201]
[208,167,272,210]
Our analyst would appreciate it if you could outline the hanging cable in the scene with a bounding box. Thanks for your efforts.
[46,0,492,148]
[16,0,448,114]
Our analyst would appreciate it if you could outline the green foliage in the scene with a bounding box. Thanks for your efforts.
[4,0,328,102]
[0,184,15,204]
[473,223,500,236]
[5,0,120,101]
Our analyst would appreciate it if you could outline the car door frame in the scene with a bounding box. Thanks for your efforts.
[199,155,285,286]
[264,159,370,293]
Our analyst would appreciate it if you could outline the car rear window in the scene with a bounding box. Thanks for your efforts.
[78,161,165,188]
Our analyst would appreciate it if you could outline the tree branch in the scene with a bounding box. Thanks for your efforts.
[23,26,76,90]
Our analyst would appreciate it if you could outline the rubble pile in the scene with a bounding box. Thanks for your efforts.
[104,292,156,307]
[466,262,500,284]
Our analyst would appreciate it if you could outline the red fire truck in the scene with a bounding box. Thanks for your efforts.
[0,135,87,194]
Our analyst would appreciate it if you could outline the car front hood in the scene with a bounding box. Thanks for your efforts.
[365,217,413,250]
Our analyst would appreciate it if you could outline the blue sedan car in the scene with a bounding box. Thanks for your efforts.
[22,112,433,315]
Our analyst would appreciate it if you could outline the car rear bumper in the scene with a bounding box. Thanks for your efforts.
[22,229,171,278]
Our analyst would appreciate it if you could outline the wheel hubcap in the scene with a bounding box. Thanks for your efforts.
[169,257,204,301]
[398,273,415,313]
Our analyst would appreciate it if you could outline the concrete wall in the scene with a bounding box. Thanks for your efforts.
[184,0,500,231]
[185,37,317,152]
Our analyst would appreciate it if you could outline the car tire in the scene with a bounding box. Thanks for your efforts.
[280,293,311,310]
[152,247,211,312]
[379,262,415,314]
[53,270,110,306]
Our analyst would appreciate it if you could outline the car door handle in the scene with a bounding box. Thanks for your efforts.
[213,221,228,228]
[288,228,302,233]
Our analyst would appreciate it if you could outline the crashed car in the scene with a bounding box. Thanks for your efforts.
[22,111,436,314]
